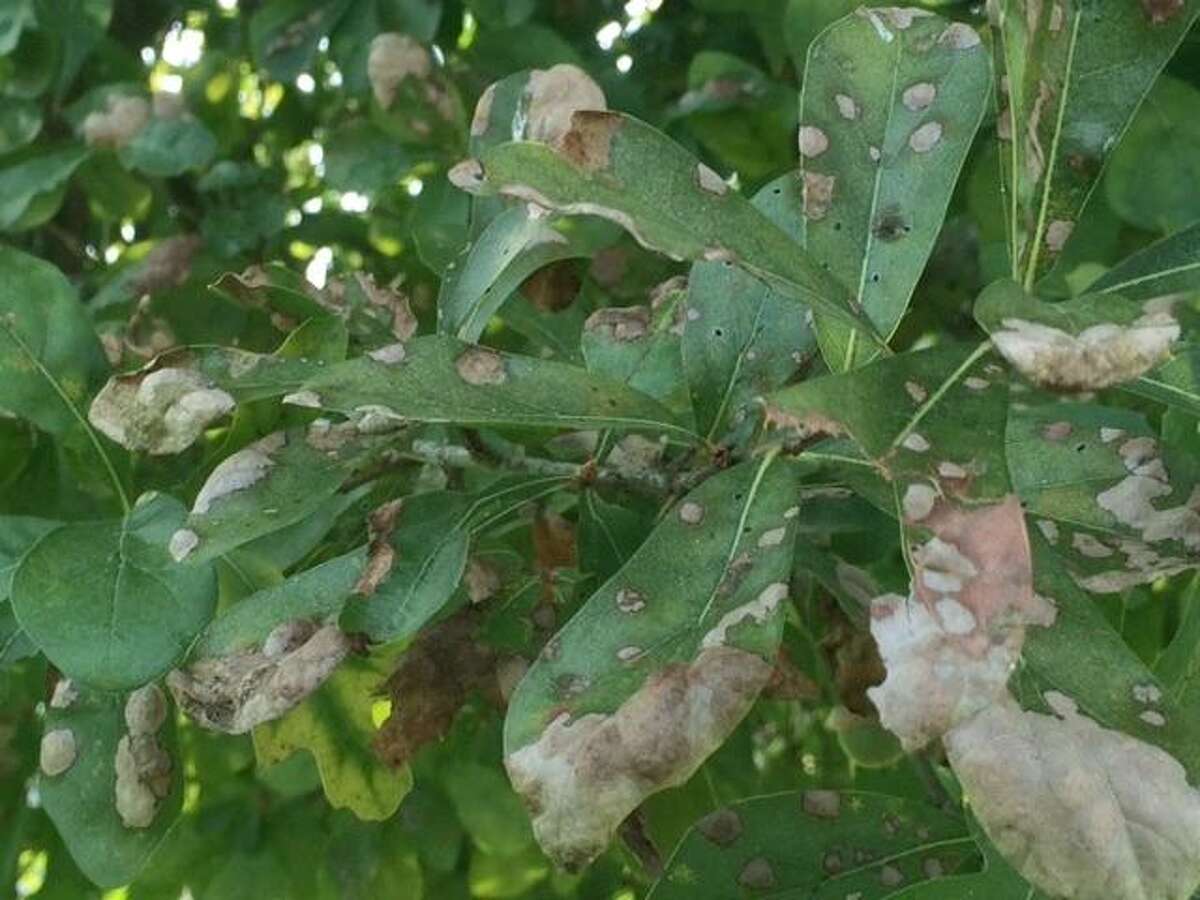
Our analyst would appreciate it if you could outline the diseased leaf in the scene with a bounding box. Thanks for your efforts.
[1088,220,1200,301]
[581,279,691,418]
[373,609,498,770]
[453,111,886,347]
[40,682,181,888]
[302,335,693,438]
[503,457,800,869]
[342,476,567,642]
[1007,401,1200,592]
[12,493,217,691]
[993,0,1200,282]
[974,279,1181,391]
[765,342,1012,504]
[168,429,376,565]
[798,8,991,369]
[0,145,90,230]
[887,816,1049,899]
[1020,534,1200,776]
[682,174,816,442]
[868,497,1052,751]
[1105,75,1200,233]
[0,246,108,435]
[254,647,412,821]
[648,791,973,899]
[90,334,690,449]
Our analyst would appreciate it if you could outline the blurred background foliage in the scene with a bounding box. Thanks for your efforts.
[2,0,1200,898]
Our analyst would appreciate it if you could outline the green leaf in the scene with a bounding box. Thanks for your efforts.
[191,550,365,658]
[0,0,35,54]
[248,0,354,82]
[323,119,412,194]
[577,489,652,584]
[119,118,218,177]
[0,515,58,597]
[1087,220,1200,301]
[676,51,796,179]
[783,0,856,72]
[766,342,1011,503]
[11,493,216,690]
[437,205,591,342]
[648,791,972,899]
[1105,76,1200,233]
[75,152,152,222]
[798,8,991,369]
[682,173,816,442]
[0,144,89,231]
[342,476,567,641]
[0,96,41,152]
[0,246,108,436]
[40,684,182,888]
[1120,347,1200,418]
[994,0,1200,283]
[253,647,412,821]
[503,457,800,868]
[460,111,885,348]
[0,603,36,667]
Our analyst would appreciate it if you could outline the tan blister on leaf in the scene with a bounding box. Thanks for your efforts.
[89,366,235,455]
[167,623,349,734]
[992,312,1180,391]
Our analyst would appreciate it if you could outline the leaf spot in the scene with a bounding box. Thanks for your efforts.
[679,501,705,525]
[40,729,76,777]
[909,121,943,153]
[798,125,830,158]
[456,346,508,385]
[902,82,937,112]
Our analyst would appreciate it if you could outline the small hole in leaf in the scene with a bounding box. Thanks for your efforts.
[1075,443,1087,453]
[870,273,881,283]
[714,328,725,337]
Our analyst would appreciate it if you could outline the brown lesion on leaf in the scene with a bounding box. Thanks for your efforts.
[555,111,622,172]
[802,171,836,221]
[1141,0,1185,23]
[373,610,498,768]
[873,207,911,242]
[455,346,509,385]
[584,306,650,341]
[354,498,404,597]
